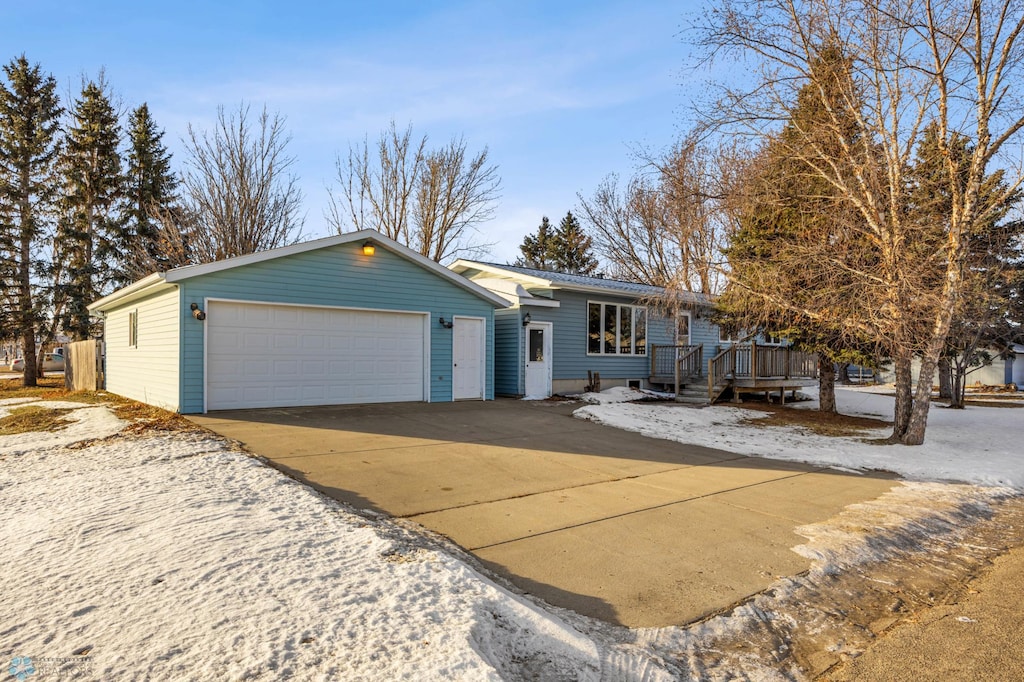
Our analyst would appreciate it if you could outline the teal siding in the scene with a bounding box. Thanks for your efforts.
[521,290,674,381]
[494,308,522,396]
[511,290,723,386]
[688,309,721,369]
[177,244,495,413]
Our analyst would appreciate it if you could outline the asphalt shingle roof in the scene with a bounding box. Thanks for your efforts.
[474,262,713,306]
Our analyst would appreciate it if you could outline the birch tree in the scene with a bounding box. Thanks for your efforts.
[699,0,1024,444]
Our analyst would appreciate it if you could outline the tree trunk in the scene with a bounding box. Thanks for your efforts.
[836,362,850,385]
[19,201,37,388]
[948,359,966,409]
[903,354,938,445]
[818,356,837,413]
[937,356,952,399]
[892,351,912,439]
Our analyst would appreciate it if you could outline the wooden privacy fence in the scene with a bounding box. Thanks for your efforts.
[65,340,104,391]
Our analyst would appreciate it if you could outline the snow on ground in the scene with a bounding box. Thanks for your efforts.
[576,386,670,405]
[0,399,670,681]
[3,389,1022,680]
[576,386,1024,489]
[0,399,126,455]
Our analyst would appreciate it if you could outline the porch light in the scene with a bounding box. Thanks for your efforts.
[439,317,453,329]
[522,312,532,326]
[190,302,206,321]
[362,241,375,256]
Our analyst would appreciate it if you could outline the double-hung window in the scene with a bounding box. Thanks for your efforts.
[587,302,646,355]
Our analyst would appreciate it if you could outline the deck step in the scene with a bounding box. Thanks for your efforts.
[674,386,709,405]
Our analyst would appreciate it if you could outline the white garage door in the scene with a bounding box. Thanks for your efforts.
[206,301,426,410]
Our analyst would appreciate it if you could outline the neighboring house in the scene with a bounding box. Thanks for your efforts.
[877,344,1024,388]
[88,230,508,413]
[448,261,718,397]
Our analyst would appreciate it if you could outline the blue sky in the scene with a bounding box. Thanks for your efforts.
[4,1,707,263]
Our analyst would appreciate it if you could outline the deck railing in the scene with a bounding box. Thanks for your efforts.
[650,344,703,378]
[708,342,818,402]
[676,344,704,379]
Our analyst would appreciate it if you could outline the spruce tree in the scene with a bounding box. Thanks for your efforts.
[515,216,555,269]
[56,76,124,340]
[551,211,597,274]
[718,43,872,413]
[0,56,62,386]
[123,102,178,279]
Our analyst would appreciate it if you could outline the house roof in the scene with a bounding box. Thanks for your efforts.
[449,260,713,306]
[89,230,510,313]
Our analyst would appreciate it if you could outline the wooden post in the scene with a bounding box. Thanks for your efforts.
[751,341,758,379]
[708,358,714,402]
[785,347,792,379]
[674,349,681,402]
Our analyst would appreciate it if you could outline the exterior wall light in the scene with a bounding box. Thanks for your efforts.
[362,241,376,256]
[522,312,532,326]
[190,302,206,321]
[439,317,453,329]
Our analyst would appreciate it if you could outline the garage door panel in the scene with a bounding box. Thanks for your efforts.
[206,301,425,410]
[301,335,325,350]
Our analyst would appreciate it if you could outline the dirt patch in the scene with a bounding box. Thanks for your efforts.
[0,405,76,435]
[112,401,190,432]
[738,402,892,437]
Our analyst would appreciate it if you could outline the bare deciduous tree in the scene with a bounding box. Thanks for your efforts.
[181,103,303,263]
[327,121,499,263]
[576,132,730,294]
[699,0,1024,444]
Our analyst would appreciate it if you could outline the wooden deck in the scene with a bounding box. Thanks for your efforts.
[708,343,818,403]
[651,343,818,403]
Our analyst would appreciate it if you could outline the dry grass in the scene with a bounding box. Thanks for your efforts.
[739,402,891,437]
[1,376,191,433]
[0,405,76,435]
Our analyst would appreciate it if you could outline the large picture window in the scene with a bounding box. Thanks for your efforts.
[587,302,646,356]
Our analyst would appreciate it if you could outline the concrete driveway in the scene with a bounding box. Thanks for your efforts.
[189,399,898,628]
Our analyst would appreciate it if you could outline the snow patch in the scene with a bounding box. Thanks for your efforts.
[578,386,655,405]
[0,400,126,455]
[576,387,1024,489]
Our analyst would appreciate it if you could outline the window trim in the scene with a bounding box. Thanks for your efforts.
[586,300,647,356]
[677,311,691,345]
[128,310,138,347]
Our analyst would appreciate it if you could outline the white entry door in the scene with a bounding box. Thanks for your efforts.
[452,316,484,400]
[524,322,552,398]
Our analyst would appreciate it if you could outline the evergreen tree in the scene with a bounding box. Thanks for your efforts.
[551,211,597,274]
[515,216,556,269]
[56,76,124,340]
[0,56,62,386]
[718,43,873,413]
[123,102,178,279]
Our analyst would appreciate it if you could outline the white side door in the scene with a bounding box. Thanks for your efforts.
[452,316,484,400]
[524,322,552,398]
